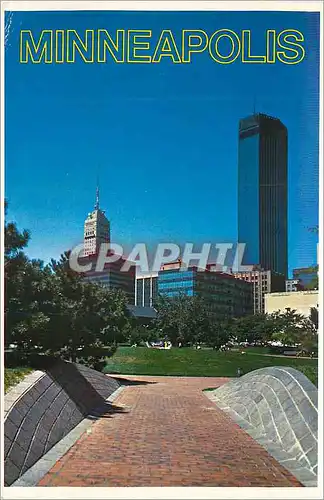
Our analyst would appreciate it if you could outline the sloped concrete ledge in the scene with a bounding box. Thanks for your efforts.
[11,385,125,487]
[205,366,318,487]
[4,360,120,486]
[4,371,44,418]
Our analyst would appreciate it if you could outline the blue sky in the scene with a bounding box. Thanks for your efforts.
[5,9,319,276]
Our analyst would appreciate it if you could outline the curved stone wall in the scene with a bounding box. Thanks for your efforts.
[206,367,318,486]
[4,360,120,486]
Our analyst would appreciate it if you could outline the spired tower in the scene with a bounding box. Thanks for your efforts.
[83,186,110,256]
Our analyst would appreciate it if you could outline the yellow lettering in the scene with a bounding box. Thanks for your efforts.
[127,30,152,63]
[67,30,94,63]
[182,30,208,63]
[209,29,240,64]
[242,30,266,63]
[152,30,181,63]
[20,30,53,63]
[97,29,125,63]
[277,29,305,65]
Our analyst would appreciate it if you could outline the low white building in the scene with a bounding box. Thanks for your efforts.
[135,272,158,308]
[265,290,319,317]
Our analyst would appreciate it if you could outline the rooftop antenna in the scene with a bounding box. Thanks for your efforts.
[94,174,100,210]
[253,94,256,115]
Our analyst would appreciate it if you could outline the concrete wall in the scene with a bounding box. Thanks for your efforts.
[206,366,318,486]
[265,290,318,317]
[4,360,120,486]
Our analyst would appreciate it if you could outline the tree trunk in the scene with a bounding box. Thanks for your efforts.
[70,352,77,363]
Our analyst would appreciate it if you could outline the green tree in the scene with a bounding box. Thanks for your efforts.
[128,324,156,346]
[202,318,230,350]
[42,252,131,365]
[4,200,41,348]
[154,294,212,346]
[154,294,232,348]
[298,307,319,356]
[309,307,318,330]
[228,313,275,344]
[270,308,318,355]
[5,204,131,369]
[5,258,53,351]
[4,201,30,260]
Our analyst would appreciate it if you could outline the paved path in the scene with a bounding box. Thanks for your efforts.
[38,375,302,487]
[247,352,317,360]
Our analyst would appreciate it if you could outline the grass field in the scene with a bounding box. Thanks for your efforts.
[104,347,318,386]
[4,367,33,393]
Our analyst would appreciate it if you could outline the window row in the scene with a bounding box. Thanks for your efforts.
[159,271,194,281]
[158,280,194,290]
[162,290,194,298]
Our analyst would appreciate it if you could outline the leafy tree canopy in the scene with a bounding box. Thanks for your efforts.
[5,202,131,369]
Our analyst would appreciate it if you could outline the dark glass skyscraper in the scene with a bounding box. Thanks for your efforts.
[238,113,288,277]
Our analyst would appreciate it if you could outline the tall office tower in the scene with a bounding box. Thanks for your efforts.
[238,113,288,277]
[80,187,136,303]
[83,187,110,256]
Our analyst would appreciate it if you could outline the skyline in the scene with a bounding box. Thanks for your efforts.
[5,10,320,276]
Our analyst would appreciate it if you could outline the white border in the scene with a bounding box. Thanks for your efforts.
[0,0,323,11]
[3,486,324,499]
[1,0,6,497]
[317,3,324,500]
[1,1,323,499]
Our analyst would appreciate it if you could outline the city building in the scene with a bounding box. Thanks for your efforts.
[83,187,110,256]
[238,113,288,277]
[135,273,158,307]
[285,279,304,292]
[293,267,318,289]
[233,268,285,314]
[80,188,135,303]
[80,254,136,304]
[265,290,319,317]
[158,262,253,319]
[160,260,184,271]
[127,305,157,325]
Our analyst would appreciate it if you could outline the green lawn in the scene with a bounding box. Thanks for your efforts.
[4,367,33,393]
[104,347,318,386]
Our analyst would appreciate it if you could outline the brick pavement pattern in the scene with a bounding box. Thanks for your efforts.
[37,375,302,487]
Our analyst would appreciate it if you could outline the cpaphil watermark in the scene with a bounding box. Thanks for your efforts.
[69,242,254,274]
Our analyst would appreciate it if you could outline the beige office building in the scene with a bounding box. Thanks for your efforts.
[265,290,319,317]
[233,269,285,314]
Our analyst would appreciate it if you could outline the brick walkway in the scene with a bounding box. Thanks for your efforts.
[38,375,302,487]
